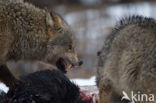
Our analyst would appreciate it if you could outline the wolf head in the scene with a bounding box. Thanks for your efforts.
[45,12,83,73]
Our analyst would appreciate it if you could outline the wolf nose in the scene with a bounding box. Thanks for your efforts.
[78,61,83,66]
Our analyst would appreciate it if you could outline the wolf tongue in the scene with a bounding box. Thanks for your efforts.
[67,64,73,69]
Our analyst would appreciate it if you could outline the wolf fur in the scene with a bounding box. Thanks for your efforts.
[97,16,156,103]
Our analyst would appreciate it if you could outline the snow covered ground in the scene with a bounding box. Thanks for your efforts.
[71,76,96,86]
[0,83,9,93]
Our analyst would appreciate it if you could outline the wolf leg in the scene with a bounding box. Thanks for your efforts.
[99,82,112,103]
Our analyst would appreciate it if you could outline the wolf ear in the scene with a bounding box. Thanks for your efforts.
[46,13,54,27]
[50,12,63,27]
[46,12,63,28]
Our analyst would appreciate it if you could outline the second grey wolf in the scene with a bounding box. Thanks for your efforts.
[97,16,156,103]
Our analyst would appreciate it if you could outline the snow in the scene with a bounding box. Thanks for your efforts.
[71,76,96,86]
[0,83,9,93]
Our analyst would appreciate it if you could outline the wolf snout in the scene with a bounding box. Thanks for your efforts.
[78,60,83,66]
[73,60,83,67]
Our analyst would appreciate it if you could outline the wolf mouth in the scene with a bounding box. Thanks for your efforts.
[56,57,74,73]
